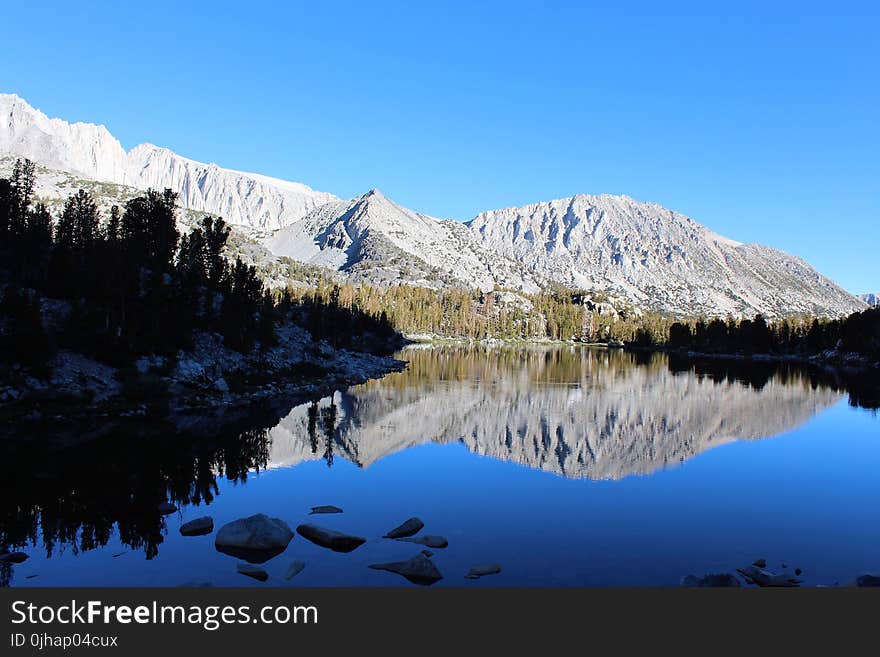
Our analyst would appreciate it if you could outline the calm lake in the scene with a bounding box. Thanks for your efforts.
[2,345,879,587]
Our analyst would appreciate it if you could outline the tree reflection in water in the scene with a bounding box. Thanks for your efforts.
[0,347,876,578]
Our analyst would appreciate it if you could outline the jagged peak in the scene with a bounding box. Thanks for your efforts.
[1,92,116,139]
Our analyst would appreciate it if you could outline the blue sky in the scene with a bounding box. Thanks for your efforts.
[2,1,877,292]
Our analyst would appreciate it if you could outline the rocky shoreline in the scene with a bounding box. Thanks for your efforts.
[0,323,407,430]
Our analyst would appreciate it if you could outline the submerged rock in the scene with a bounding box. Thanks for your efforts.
[369,553,443,586]
[851,574,880,587]
[398,535,448,548]
[0,552,29,564]
[309,505,343,515]
[680,573,741,587]
[465,564,502,579]
[284,560,306,581]
[215,514,294,563]
[179,516,214,536]
[237,564,269,582]
[383,517,425,539]
[157,502,178,515]
[296,524,366,553]
[752,559,767,568]
[737,565,801,587]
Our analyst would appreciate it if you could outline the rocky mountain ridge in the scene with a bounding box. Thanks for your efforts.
[1,92,866,317]
[0,93,336,230]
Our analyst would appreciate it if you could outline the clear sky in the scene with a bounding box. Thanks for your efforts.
[2,1,877,293]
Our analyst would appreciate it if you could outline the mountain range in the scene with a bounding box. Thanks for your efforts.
[1,93,866,317]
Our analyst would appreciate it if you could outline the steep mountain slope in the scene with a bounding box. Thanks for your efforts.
[0,154,337,290]
[861,293,879,307]
[267,189,540,291]
[0,93,335,230]
[468,194,864,317]
[2,92,865,317]
[0,94,127,182]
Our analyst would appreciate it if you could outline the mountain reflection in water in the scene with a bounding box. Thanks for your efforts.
[267,346,846,479]
[0,346,876,578]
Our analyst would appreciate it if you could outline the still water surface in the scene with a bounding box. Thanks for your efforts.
[2,346,878,586]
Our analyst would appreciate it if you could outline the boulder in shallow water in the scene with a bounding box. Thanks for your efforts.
[0,552,28,564]
[398,535,448,548]
[383,517,424,539]
[179,516,214,537]
[737,565,801,587]
[285,560,306,581]
[465,564,502,579]
[215,514,294,563]
[157,502,177,515]
[237,564,269,582]
[296,524,366,553]
[309,505,343,515]
[369,553,443,586]
[680,573,741,587]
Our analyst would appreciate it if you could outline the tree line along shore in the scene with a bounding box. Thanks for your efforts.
[1,158,877,405]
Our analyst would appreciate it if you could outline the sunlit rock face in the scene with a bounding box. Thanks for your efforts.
[266,189,540,292]
[2,93,865,316]
[266,347,843,480]
[468,195,864,318]
[0,94,336,231]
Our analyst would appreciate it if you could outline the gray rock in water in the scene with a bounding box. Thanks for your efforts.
[284,560,306,581]
[0,552,29,564]
[421,550,434,558]
[309,505,343,515]
[383,517,425,539]
[369,553,443,586]
[179,516,214,537]
[296,524,366,553]
[680,573,741,587]
[236,564,269,582]
[752,558,767,568]
[465,564,502,579]
[215,514,294,563]
[398,535,448,548]
[157,502,177,515]
[737,565,801,587]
